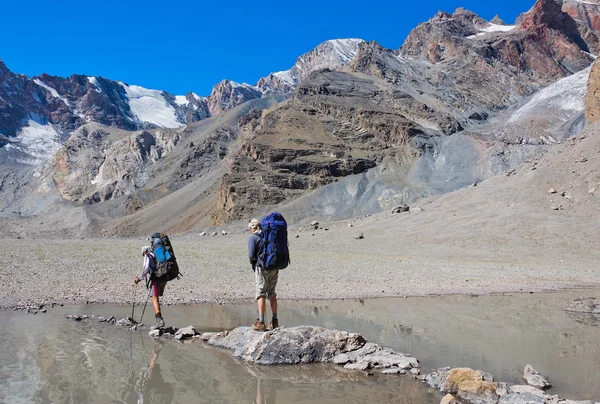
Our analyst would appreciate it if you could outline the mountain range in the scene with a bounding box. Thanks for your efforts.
[1,0,600,238]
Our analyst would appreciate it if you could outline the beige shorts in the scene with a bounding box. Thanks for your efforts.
[255,268,278,300]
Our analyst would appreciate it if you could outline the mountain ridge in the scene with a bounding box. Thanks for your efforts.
[1,0,600,237]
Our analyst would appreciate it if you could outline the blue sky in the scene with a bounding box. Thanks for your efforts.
[2,0,535,95]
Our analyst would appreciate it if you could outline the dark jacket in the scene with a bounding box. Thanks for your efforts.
[248,233,264,270]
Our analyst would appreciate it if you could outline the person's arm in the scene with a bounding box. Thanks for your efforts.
[248,235,258,270]
[135,254,153,284]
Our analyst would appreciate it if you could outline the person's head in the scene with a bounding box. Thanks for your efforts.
[248,219,262,234]
[142,246,151,256]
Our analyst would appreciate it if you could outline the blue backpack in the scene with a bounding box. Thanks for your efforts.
[260,212,290,270]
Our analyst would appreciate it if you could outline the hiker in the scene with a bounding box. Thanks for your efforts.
[135,246,166,330]
[248,219,279,331]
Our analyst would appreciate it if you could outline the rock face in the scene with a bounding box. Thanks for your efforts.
[585,58,600,123]
[212,0,598,223]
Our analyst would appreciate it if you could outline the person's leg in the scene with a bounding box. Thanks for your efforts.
[257,297,266,322]
[269,295,277,318]
[267,270,279,329]
[253,269,268,330]
[152,296,161,317]
[150,281,166,329]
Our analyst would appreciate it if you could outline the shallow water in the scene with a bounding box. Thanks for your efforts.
[1,289,599,403]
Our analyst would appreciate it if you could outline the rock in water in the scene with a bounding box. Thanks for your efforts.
[523,365,551,389]
[174,325,197,340]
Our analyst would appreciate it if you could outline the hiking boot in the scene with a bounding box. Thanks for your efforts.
[269,319,279,330]
[150,317,165,330]
[252,319,266,331]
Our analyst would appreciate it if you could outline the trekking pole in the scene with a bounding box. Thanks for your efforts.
[139,289,151,326]
[131,283,138,322]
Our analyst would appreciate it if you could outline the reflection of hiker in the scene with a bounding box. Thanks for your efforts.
[135,246,166,330]
[248,219,279,331]
[255,378,277,404]
[136,341,174,404]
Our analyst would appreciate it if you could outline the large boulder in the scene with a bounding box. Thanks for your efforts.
[199,325,419,371]
[201,326,366,365]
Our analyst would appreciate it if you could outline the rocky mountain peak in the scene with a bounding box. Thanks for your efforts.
[0,60,9,76]
[207,80,262,115]
[256,38,364,95]
[490,15,507,25]
[520,0,591,52]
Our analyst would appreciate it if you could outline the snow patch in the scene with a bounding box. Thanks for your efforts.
[5,115,62,164]
[327,38,364,63]
[273,70,295,85]
[33,79,69,107]
[119,83,183,128]
[509,67,591,122]
[87,77,102,93]
[574,0,600,5]
[174,95,189,106]
[467,23,516,38]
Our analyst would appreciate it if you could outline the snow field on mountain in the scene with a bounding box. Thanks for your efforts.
[6,114,62,163]
[509,67,591,122]
[33,79,69,107]
[120,83,183,128]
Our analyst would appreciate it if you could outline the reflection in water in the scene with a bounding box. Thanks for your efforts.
[0,308,440,403]
[255,378,276,404]
[565,310,600,327]
[3,289,599,402]
[135,341,174,404]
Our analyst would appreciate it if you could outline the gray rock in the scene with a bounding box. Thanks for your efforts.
[310,221,319,226]
[174,325,197,340]
[332,353,350,365]
[149,329,162,338]
[116,317,134,327]
[392,205,410,213]
[204,326,366,365]
[564,297,600,314]
[499,393,545,404]
[410,368,421,375]
[523,364,551,389]
[98,316,107,322]
[425,367,451,390]
[509,385,545,397]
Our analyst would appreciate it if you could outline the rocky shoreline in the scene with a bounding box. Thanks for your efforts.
[65,314,599,404]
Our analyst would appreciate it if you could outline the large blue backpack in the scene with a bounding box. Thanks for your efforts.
[260,212,290,270]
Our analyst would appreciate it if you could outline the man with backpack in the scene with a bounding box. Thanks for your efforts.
[248,213,289,331]
[135,245,166,330]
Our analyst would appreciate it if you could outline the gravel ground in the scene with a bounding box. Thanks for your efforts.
[2,220,599,309]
